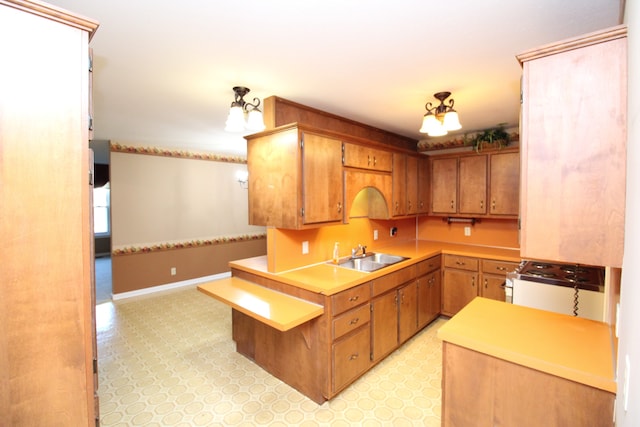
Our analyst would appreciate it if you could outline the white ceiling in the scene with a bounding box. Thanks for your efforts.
[47,0,621,156]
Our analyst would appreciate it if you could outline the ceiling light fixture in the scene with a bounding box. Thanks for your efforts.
[224,86,266,133]
[419,91,462,137]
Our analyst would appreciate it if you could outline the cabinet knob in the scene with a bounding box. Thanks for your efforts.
[484,278,488,288]
[349,353,359,360]
[471,277,475,287]
[395,201,399,212]
[349,296,359,302]
[337,202,342,213]
[350,317,360,325]
[408,201,412,210]
[496,266,506,271]
[367,155,372,166]
[455,261,465,266]
[450,200,454,209]
[492,200,496,210]
[373,156,377,166]
[480,200,484,210]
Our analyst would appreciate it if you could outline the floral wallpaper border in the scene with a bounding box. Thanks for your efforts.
[112,233,266,256]
[110,142,246,164]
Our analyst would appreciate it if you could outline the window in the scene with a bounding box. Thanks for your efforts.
[93,184,110,235]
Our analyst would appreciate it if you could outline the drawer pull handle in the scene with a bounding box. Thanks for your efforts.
[456,261,465,266]
[349,296,359,302]
[350,318,359,325]
[496,266,506,271]
[349,353,359,360]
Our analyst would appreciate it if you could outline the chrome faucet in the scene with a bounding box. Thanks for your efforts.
[351,244,367,258]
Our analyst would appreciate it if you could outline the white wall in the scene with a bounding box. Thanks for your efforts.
[110,151,264,248]
[617,3,639,425]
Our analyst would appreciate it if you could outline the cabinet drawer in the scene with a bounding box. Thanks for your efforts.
[482,259,519,274]
[416,255,441,276]
[332,283,370,316]
[333,326,371,393]
[372,265,416,296]
[333,303,371,340]
[444,255,478,271]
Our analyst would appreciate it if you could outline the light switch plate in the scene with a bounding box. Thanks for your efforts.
[373,230,379,240]
[302,241,309,254]
[464,226,471,236]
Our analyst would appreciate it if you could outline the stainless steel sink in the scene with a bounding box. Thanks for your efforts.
[329,252,409,272]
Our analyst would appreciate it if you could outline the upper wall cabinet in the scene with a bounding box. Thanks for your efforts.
[517,25,626,267]
[342,142,393,172]
[246,124,344,229]
[429,149,519,219]
[392,153,418,217]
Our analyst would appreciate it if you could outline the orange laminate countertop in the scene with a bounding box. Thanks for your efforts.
[437,297,616,393]
[197,277,324,331]
[229,240,521,296]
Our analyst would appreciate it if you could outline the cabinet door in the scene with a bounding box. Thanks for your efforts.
[481,275,507,302]
[417,156,430,214]
[489,152,519,216]
[371,291,398,362]
[302,132,344,224]
[342,142,393,172]
[392,153,406,216]
[442,269,478,316]
[398,281,418,344]
[431,157,458,214]
[417,270,441,328]
[406,155,418,215]
[458,155,487,214]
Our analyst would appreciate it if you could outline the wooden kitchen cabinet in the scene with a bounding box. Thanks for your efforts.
[371,264,417,361]
[442,255,518,315]
[480,259,518,302]
[392,153,418,216]
[442,255,479,316]
[517,25,626,267]
[417,156,430,214]
[488,151,519,216]
[458,155,487,215]
[398,281,418,344]
[431,157,458,214]
[417,255,441,328]
[442,342,614,427]
[342,141,393,172]
[0,1,99,424]
[246,124,344,229]
[430,149,519,218]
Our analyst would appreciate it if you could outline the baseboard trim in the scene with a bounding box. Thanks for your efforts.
[112,272,231,301]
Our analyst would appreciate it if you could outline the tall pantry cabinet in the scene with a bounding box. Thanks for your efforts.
[0,1,99,426]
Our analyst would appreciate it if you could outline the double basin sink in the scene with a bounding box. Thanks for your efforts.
[329,252,409,272]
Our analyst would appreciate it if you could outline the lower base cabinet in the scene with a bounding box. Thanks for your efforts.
[442,255,518,316]
[442,343,614,427]
[371,290,400,362]
[333,326,371,393]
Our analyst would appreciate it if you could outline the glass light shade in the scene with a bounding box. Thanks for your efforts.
[224,105,245,132]
[419,113,440,134]
[427,122,447,137]
[246,109,266,132]
[443,110,462,131]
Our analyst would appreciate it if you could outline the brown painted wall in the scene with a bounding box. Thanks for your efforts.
[112,238,266,294]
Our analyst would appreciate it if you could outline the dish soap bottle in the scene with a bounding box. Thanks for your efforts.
[332,242,340,264]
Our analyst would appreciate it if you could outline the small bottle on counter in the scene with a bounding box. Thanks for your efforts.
[332,242,340,264]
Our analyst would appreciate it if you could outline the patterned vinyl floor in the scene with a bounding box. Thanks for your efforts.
[96,286,446,426]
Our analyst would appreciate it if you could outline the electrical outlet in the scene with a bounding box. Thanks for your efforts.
[302,241,309,254]
[170,267,176,276]
[464,226,471,236]
[390,227,398,237]
[373,230,379,240]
